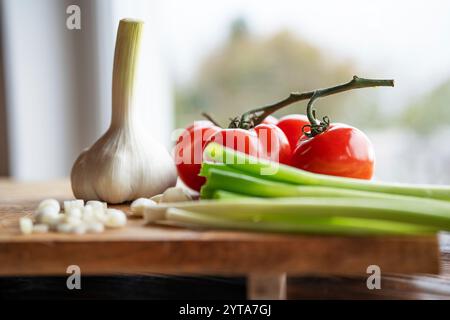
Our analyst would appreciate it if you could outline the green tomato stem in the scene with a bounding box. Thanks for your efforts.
[231,75,394,129]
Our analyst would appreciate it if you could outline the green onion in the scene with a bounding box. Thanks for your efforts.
[166,207,437,235]
[155,197,450,230]
[156,143,450,235]
[200,167,438,201]
[211,189,249,200]
[203,143,450,201]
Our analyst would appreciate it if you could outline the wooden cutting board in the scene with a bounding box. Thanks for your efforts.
[0,179,440,279]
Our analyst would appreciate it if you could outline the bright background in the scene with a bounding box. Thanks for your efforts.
[1,0,450,184]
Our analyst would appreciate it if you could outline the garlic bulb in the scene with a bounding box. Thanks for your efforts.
[71,19,177,203]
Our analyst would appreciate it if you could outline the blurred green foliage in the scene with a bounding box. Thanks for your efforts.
[175,19,383,129]
[401,79,450,134]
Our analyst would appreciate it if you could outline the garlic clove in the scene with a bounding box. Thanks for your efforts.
[39,211,60,225]
[161,187,192,203]
[37,199,60,213]
[93,207,108,223]
[150,194,163,203]
[72,224,87,235]
[86,200,107,211]
[86,222,105,233]
[66,207,82,220]
[47,214,65,231]
[66,216,83,227]
[35,205,59,223]
[63,200,84,213]
[82,205,96,223]
[57,223,74,234]
[33,224,49,234]
[19,217,33,235]
[130,198,156,216]
[104,209,127,228]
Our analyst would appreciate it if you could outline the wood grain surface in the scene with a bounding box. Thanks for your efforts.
[1,179,449,299]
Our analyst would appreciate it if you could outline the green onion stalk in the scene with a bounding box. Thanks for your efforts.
[166,207,436,236]
[203,143,450,201]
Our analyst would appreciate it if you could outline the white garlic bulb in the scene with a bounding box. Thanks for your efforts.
[71,19,177,204]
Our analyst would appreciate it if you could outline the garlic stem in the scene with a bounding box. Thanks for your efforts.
[111,19,143,128]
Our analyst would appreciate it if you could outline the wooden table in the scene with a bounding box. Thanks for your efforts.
[1,179,449,299]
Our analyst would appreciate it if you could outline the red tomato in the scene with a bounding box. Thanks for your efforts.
[207,128,260,158]
[253,124,291,165]
[175,121,292,191]
[175,121,220,191]
[276,114,310,150]
[206,124,291,165]
[292,124,375,180]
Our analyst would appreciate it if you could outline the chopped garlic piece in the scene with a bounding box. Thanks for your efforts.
[37,199,60,213]
[40,212,61,225]
[65,216,82,227]
[33,224,49,234]
[72,224,87,235]
[47,214,65,231]
[36,204,59,215]
[82,205,95,222]
[63,201,71,212]
[161,187,192,203]
[63,199,84,213]
[104,209,127,228]
[86,200,107,211]
[93,207,107,223]
[35,205,59,223]
[130,198,156,216]
[57,223,74,234]
[66,207,82,219]
[19,217,33,235]
[86,222,104,233]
